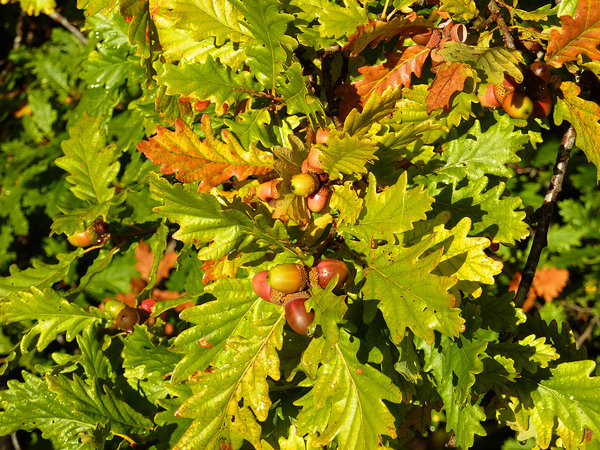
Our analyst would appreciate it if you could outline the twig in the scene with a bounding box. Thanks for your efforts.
[514,125,576,308]
[46,11,88,44]
[11,433,22,450]
[576,317,600,348]
[488,0,515,49]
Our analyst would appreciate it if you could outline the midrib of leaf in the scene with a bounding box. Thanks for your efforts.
[207,312,285,431]
[368,263,425,331]
[360,189,407,229]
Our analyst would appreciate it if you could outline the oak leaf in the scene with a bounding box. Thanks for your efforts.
[353,47,430,105]
[532,266,569,302]
[546,0,600,68]
[137,115,273,192]
[508,267,569,312]
[426,62,471,114]
[344,16,432,56]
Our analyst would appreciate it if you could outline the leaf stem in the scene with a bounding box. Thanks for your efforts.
[514,125,576,308]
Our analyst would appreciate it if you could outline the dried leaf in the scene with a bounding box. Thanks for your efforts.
[137,115,273,192]
[546,0,600,68]
[135,240,177,284]
[344,16,432,56]
[353,47,430,105]
[533,267,569,302]
[426,62,471,114]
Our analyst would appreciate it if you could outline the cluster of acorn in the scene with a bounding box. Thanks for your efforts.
[252,258,349,335]
[478,61,554,120]
[256,128,331,214]
[67,218,110,248]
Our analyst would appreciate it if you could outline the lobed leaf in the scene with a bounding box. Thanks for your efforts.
[507,361,600,449]
[546,0,600,68]
[160,58,260,114]
[0,372,153,449]
[139,115,274,192]
[353,47,430,105]
[554,81,600,181]
[228,0,296,90]
[0,287,108,352]
[148,174,254,261]
[319,132,378,180]
[433,118,527,182]
[55,115,120,205]
[362,241,464,344]
[343,172,433,242]
[0,252,80,296]
[295,330,402,449]
[173,281,284,449]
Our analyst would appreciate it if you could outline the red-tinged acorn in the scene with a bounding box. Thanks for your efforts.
[316,258,349,289]
[478,83,500,108]
[306,147,324,172]
[290,173,319,197]
[256,179,281,202]
[68,228,99,248]
[268,263,308,294]
[252,270,272,301]
[284,295,314,336]
[502,92,533,119]
[307,186,330,213]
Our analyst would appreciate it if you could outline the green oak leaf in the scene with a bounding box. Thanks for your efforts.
[228,0,296,90]
[319,131,379,180]
[433,118,527,182]
[507,361,600,449]
[0,252,80,296]
[295,330,402,449]
[0,287,108,352]
[362,242,463,344]
[342,171,433,242]
[173,279,284,449]
[55,115,120,205]
[159,57,259,115]
[148,174,254,261]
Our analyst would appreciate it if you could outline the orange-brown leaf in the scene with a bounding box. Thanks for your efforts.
[546,0,600,67]
[532,266,569,302]
[137,115,274,192]
[344,17,432,56]
[426,62,470,114]
[353,47,430,105]
[135,240,177,283]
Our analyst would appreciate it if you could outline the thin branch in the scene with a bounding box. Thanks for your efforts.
[488,0,515,49]
[514,125,576,308]
[46,11,88,44]
[576,317,600,348]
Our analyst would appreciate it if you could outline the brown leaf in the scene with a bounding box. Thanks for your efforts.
[135,240,178,283]
[353,47,430,106]
[137,115,273,192]
[546,0,600,68]
[532,266,569,302]
[426,62,470,114]
[344,16,432,56]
